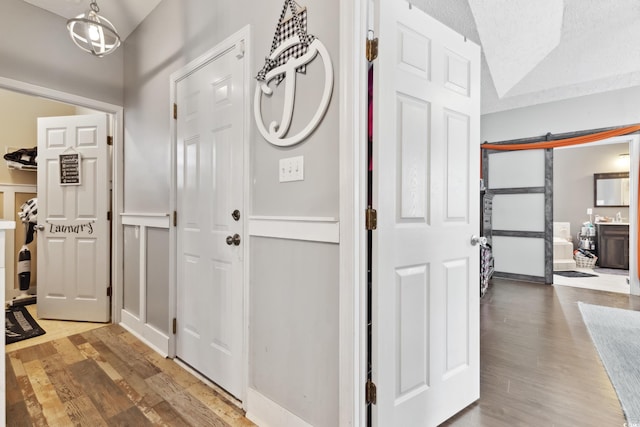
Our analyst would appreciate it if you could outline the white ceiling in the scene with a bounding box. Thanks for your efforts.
[411,0,640,113]
[22,1,640,114]
[21,0,162,41]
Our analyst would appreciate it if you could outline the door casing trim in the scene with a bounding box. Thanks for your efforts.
[0,75,124,324]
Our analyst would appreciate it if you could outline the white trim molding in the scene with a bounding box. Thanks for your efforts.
[246,388,313,427]
[248,216,339,243]
[338,0,367,425]
[121,213,171,228]
[628,135,640,296]
[119,213,171,356]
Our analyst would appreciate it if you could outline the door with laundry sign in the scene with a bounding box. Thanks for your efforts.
[37,113,111,322]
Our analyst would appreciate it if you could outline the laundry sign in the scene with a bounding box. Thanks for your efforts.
[46,221,95,235]
[59,148,81,186]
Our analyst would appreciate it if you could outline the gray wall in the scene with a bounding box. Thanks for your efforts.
[482,86,640,142]
[123,225,141,317]
[123,0,339,424]
[251,238,339,427]
[554,142,631,248]
[0,0,124,106]
[123,0,339,215]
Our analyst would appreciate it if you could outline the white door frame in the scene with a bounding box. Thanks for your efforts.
[340,1,484,425]
[338,0,367,425]
[0,75,124,323]
[630,135,640,296]
[169,25,252,403]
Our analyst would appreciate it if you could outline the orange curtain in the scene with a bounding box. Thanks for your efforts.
[480,125,640,151]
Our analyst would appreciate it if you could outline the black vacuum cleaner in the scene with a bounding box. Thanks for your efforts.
[9,198,38,307]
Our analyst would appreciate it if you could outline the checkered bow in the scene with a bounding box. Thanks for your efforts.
[256,0,315,84]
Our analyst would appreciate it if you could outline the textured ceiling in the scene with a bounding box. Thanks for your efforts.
[413,0,640,114]
[468,0,564,98]
[21,0,162,41]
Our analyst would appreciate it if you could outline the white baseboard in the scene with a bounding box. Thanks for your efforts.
[246,388,313,427]
[119,311,169,357]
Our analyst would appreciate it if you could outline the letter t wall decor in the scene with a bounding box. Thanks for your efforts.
[254,0,334,147]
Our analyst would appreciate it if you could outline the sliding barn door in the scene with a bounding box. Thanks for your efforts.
[483,148,553,283]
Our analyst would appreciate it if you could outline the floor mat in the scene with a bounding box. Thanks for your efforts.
[5,306,46,344]
[579,303,640,425]
[554,270,598,278]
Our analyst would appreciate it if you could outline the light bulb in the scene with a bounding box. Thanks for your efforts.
[88,25,100,41]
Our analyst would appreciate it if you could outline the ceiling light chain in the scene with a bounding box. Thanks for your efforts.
[67,0,121,57]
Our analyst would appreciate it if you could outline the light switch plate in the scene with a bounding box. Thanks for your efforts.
[279,156,304,182]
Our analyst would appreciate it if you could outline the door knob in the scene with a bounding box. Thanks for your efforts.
[36,225,45,231]
[470,235,487,246]
[226,234,241,246]
[231,210,241,221]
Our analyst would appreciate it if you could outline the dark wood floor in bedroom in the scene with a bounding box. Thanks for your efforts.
[6,279,639,426]
[444,278,640,426]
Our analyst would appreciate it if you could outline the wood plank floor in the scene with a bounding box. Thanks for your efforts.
[445,278,640,426]
[6,279,639,426]
[6,324,255,426]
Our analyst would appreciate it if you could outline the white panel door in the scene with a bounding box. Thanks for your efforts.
[37,114,110,322]
[373,2,480,426]
[176,42,245,398]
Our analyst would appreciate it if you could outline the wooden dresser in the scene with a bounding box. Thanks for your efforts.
[596,223,630,269]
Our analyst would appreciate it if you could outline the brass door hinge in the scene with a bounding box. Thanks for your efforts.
[366,37,378,62]
[107,286,112,297]
[365,380,377,405]
[173,210,177,227]
[173,103,178,120]
[366,207,377,230]
[107,136,113,146]
[172,318,177,334]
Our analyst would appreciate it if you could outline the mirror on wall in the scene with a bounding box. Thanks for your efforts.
[594,172,630,207]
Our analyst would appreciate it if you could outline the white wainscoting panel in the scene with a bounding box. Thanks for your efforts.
[120,213,171,356]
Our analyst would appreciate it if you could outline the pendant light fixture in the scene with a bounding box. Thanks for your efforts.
[67,0,121,57]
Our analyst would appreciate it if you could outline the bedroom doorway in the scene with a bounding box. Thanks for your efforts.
[552,135,638,294]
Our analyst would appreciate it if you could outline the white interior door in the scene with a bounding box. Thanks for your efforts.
[176,40,245,398]
[373,2,480,425]
[37,113,110,322]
